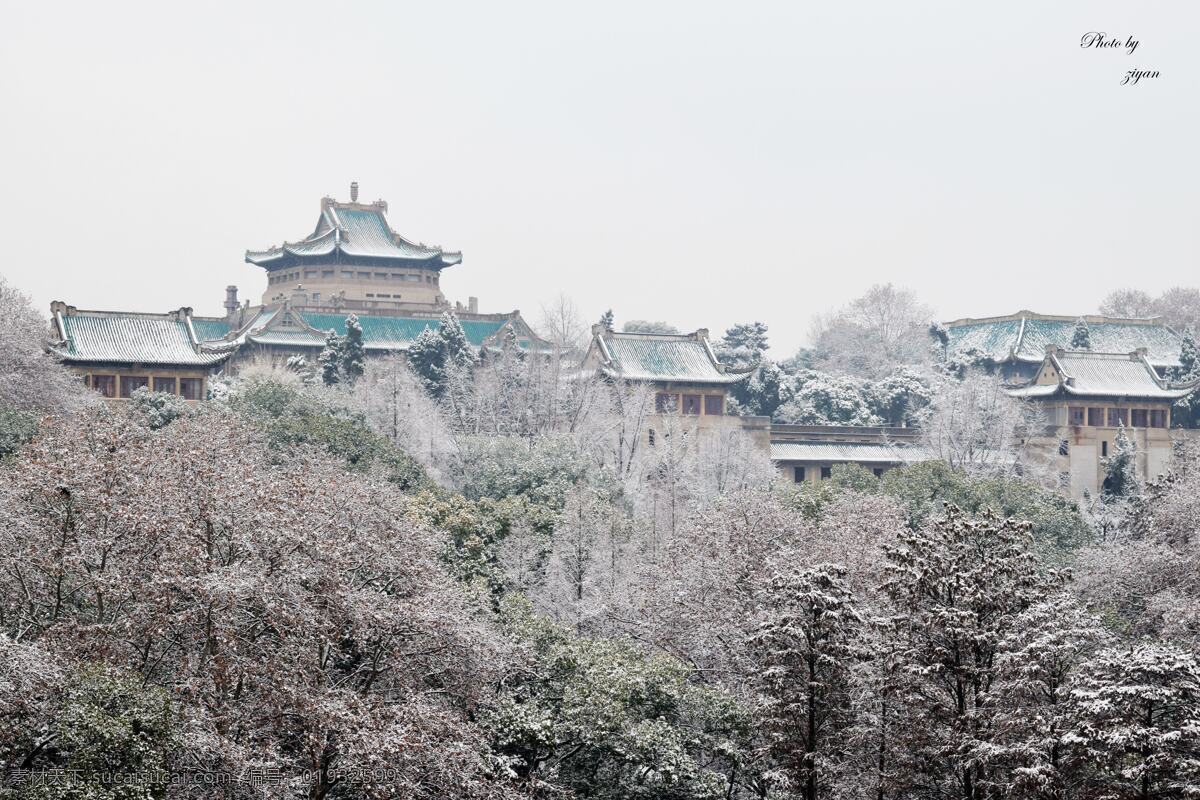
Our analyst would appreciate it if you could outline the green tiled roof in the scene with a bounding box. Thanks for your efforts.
[246,198,462,269]
[297,313,507,351]
[55,311,227,366]
[191,318,232,342]
[946,312,1184,369]
[944,319,1023,362]
[1007,351,1197,400]
[595,331,746,384]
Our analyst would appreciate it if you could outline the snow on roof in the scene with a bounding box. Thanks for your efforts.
[769,441,932,464]
[52,307,229,367]
[239,310,519,352]
[945,311,1183,368]
[246,196,462,269]
[591,329,747,385]
[1006,349,1198,400]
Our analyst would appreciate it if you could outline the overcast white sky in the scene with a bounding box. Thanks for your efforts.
[1,1,1195,355]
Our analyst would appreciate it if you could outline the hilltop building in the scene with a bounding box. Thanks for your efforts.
[1006,346,1198,498]
[579,325,770,446]
[944,311,1184,380]
[51,185,547,397]
[246,182,462,314]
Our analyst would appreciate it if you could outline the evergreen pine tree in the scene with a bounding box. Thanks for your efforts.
[318,330,343,386]
[928,320,950,362]
[1176,326,1198,380]
[1067,643,1200,797]
[340,314,366,385]
[1172,327,1199,428]
[715,321,770,368]
[1102,423,1138,498]
[749,564,866,800]
[1071,317,1092,349]
[407,327,446,397]
[439,311,478,371]
[501,326,525,361]
[880,506,1053,797]
[598,309,614,331]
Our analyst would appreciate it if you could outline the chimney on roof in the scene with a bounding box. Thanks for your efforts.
[224,286,239,315]
[350,181,359,202]
[468,296,478,314]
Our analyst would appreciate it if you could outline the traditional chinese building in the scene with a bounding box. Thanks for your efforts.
[53,185,548,399]
[769,424,929,484]
[1006,346,1198,498]
[49,304,230,400]
[246,182,462,314]
[579,325,770,446]
[944,311,1184,381]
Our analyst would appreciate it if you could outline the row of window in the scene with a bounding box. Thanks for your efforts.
[1067,406,1167,428]
[655,392,724,416]
[88,375,204,400]
[268,269,437,286]
[792,465,886,483]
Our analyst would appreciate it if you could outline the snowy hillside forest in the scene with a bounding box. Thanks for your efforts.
[3,276,1200,799]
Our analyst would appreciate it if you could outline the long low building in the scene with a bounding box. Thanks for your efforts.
[770,424,929,483]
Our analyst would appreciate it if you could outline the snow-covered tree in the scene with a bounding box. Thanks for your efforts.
[1177,327,1198,380]
[865,366,932,427]
[407,326,446,397]
[0,406,510,796]
[622,319,680,334]
[714,322,770,369]
[1070,317,1092,349]
[749,564,866,800]
[728,359,791,418]
[539,485,629,627]
[597,309,614,330]
[0,276,93,413]
[1067,643,1200,799]
[340,312,366,383]
[880,506,1055,798]
[1100,288,1157,319]
[775,371,881,426]
[318,328,342,386]
[539,293,590,356]
[809,283,933,378]
[440,310,478,373]
[991,592,1110,799]
[1102,423,1138,498]
[928,320,950,362]
[919,372,1042,477]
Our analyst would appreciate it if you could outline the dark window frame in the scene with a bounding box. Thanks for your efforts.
[179,378,203,401]
[120,375,148,399]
